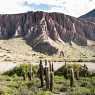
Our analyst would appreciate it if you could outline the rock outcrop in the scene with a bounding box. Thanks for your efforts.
[0,11,95,55]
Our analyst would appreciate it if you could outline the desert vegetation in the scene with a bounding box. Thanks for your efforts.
[0,60,95,95]
[0,9,95,95]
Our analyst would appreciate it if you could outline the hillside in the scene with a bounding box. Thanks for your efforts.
[0,38,95,63]
[0,11,95,55]
[79,9,95,22]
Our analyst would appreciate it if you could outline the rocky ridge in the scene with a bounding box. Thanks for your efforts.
[0,11,95,54]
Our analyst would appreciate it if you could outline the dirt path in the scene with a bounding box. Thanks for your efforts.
[0,62,95,74]
[0,62,17,74]
[54,62,95,72]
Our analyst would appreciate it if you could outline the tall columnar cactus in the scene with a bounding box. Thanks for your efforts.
[70,68,75,87]
[80,64,88,77]
[50,62,54,92]
[22,70,26,80]
[64,61,66,66]
[64,62,68,79]
[21,64,28,80]
[50,71,54,91]
[45,59,47,66]
[28,64,32,80]
[83,64,88,77]
[38,60,44,87]
[75,70,79,80]
[44,60,49,90]
[45,68,50,89]
[52,62,54,72]
[49,61,52,72]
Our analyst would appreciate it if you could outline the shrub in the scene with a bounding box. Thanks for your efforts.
[55,63,89,79]
[3,64,38,77]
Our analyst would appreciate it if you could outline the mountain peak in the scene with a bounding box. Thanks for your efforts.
[80,9,95,18]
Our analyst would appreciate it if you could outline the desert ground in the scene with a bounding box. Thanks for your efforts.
[0,37,95,73]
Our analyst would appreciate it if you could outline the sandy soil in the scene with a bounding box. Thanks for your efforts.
[0,37,95,74]
[0,62,95,74]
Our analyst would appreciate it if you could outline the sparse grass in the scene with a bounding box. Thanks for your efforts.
[0,38,95,95]
[0,37,95,64]
[0,75,52,95]
[0,73,95,95]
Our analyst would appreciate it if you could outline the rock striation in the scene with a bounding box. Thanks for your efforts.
[0,11,95,54]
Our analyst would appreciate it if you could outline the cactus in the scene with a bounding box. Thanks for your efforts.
[45,67,50,89]
[50,71,54,92]
[75,70,79,80]
[80,64,88,77]
[50,62,54,92]
[64,61,66,66]
[83,64,88,77]
[45,59,47,66]
[21,65,27,80]
[64,62,68,79]
[37,60,44,87]
[70,68,75,87]
[44,60,49,90]
[52,62,54,72]
[22,71,26,80]
[28,64,32,80]
[49,61,52,72]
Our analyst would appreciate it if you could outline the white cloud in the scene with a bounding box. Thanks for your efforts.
[63,0,95,17]
[0,0,31,14]
[0,0,94,17]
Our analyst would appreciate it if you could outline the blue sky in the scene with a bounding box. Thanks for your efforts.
[23,3,61,11]
[30,4,50,11]
[0,0,95,17]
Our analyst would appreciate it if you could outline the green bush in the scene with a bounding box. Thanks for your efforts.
[69,87,91,95]
[3,64,38,77]
[55,63,89,79]
[36,91,52,95]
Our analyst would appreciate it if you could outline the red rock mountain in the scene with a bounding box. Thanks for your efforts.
[0,11,95,55]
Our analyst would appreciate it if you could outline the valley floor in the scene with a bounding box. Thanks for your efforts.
[0,37,95,73]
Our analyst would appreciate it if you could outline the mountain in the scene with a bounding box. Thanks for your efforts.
[0,11,95,55]
[79,9,95,22]
[80,9,95,18]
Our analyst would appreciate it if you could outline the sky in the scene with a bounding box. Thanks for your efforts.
[0,0,95,17]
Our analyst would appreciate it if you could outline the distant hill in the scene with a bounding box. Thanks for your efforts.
[79,9,95,22]
[80,9,95,18]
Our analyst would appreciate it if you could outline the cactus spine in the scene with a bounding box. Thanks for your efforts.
[70,68,75,87]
